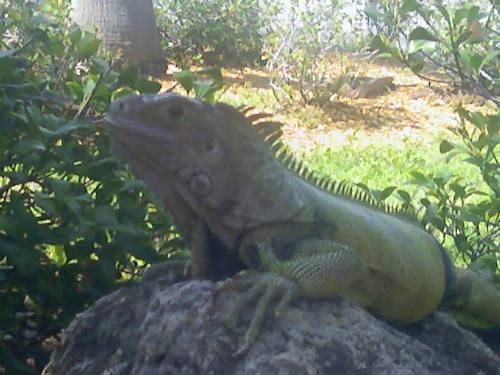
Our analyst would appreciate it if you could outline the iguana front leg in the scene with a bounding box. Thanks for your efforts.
[218,239,369,356]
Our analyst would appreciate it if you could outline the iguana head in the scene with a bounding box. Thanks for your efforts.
[104,93,305,250]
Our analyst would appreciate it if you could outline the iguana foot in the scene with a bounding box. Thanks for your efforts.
[216,269,298,356]
[141,258,191,284]
[216,240,365,356]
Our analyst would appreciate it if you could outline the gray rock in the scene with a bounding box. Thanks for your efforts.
[44,278,500,375]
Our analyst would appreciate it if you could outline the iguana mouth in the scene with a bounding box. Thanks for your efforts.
[105,113,168,141]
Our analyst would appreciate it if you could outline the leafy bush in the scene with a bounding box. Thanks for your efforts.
[266,1,354,105]
[154,0,266,66]
[0,1,174,373]
[408,106,498,266]
[172,67,224,102]
[367,0,499,103]
[377,106,499,285]
[365,0,499,278]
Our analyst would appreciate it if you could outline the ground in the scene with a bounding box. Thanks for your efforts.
[159,53,493,153]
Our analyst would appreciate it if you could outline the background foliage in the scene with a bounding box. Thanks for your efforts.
[365,0,499,281]
[368,0,499,103]
[154,0,267,66]
[0,1,175,372]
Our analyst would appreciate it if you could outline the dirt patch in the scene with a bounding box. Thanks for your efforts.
[158,55,492,150]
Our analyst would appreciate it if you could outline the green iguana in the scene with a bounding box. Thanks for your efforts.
[104,92,500,355]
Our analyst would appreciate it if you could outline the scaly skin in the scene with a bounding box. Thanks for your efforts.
[104,92,500,355]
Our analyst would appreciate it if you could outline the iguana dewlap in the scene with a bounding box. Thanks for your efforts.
[105,92,500,354]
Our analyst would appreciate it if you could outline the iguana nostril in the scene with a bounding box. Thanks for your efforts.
[190,173,211,196]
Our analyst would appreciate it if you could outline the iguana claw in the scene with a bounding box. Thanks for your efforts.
[216,268,298,356]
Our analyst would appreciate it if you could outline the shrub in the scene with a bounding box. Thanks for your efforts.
[0,1,173,372]
[367,0,500,103]
[154,0,266,66]
[266,1,354,105]
[394,106,499,284]
[365,0,499,279]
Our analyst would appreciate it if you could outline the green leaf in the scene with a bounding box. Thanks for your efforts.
[435,3,450,22]
[466,6,481,24]
[83,78,97,100]
[408,41,434,54]
[439,140,455,153]
[78,33,100,58]
[450,183,466,198]
[409,61,424,75]
[194,81,215,101]
[380,186,396,200]
[118,199,147,222]
[464,156,484,168]
[409,171,429,185]
[136,77,161,94]
[456,31,472,46]
[423,202,437,224]
[370,35,392,54]
[173,70,194,93]
[459,211,482,223]
[91,57,110,74]
[11,139,46,154]
[34,193,58,216]
[0,56,16,80]
[469,54,483,73]
[399,0,420,16]
[119,65,139,87]
[0,240,40,277]
[199,67,223,84]
[127,243,161,264]
[68,25,82,45]
[469,111,487,130]
[478,51,500,72]
[111,87,135,101]
[459,49,473,72]
[454,234,469,252]
[53,120,89,136]
[453,8,469,28]
[397,190,411,203]
[45,244,67,266]
[474,133,489,150]
[486,114,500,136]
[408,27,439,42]
[0,49,17,59]
[66,81,84,102]
[364,4,383,20]
[93,206,120,227]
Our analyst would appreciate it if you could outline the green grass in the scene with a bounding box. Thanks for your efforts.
[299,137,482,198]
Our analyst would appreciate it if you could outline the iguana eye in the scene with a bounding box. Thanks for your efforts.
[167,104,184,121]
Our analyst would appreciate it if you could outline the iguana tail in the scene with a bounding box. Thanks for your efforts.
[444,268,500,329]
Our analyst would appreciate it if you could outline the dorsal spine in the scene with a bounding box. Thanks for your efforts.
[243,109,421,224]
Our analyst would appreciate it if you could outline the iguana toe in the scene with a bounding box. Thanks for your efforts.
[218,271,299,356]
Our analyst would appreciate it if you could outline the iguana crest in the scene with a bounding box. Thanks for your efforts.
[239,106,419,223]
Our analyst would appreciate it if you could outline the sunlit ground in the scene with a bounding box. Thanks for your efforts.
[159,54,492,191]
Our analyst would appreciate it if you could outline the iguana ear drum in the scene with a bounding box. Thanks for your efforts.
[190,173,212,196]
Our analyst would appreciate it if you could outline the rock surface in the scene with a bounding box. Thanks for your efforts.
[44,277,500,375]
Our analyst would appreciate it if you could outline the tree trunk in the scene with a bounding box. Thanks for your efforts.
[70,0,164,70]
